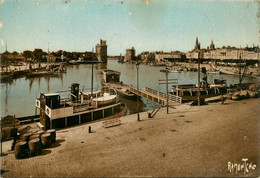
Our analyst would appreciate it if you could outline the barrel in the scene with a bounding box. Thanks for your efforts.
[41,133,51,148]
[47,129,56,143]
[37,130,44,137]
[30,134,40,140]
[248,91,257,98]
[232,93,240,100]
[225,93,233,100]
[15,141,27,159]
[29,138,42,156]
[21,133,32,142]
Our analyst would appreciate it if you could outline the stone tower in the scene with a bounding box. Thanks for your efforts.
[95,39,107,62]
[124,47,136,61]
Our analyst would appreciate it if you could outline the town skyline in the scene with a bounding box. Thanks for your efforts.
[0,0,259,55]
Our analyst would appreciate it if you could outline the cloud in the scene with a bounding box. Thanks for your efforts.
[0,39,3,46]
[0,0,4,4]
[0,23,2,29]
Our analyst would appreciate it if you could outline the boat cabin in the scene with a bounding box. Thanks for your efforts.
[103,69,121,83]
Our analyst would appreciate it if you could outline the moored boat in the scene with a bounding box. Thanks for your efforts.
[171,83,228,102]
[102,69,137,99]
[0,71,14,82]
[35,83,126,130]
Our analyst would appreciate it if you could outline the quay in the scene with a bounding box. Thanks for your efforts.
[1,98,259,177]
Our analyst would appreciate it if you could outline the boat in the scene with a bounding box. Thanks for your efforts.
[91,92,117,106]
[209,79,227,88]
[68,60,81,65]
[0,71,14,82]
[207,63,220,74]
[26,70,58,78]
[171,83,228,102]
[207,70,220,74]
[35,83,126,130]
[101,69,137,99]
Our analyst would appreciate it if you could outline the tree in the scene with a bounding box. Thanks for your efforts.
[33,48,43,62]
[23,50,33,59]
[147,53,155,62]
[12,51,19,55]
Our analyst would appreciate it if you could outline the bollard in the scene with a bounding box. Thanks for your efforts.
[30,134,40,140]
[41,133,52,148]
[29,138,42,156]
[89,126,91,133]
[37,130,44,137]
[15,141,28,159]
[47,129,56,143]
[21,133,32,143]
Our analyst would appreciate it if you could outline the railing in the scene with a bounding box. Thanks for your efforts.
[144,87,182,103]
[129,86,182,104]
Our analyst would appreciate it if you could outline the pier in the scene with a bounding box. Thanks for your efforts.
[128,86,182,105]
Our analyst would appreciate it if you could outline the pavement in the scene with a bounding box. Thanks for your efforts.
[1,98,259,177]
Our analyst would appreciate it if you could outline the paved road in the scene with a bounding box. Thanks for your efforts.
[1,98,259,177]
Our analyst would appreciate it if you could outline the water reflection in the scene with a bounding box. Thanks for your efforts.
[1,59,260,117]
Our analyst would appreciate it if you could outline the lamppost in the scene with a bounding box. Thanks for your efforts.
[136,61,141,121]
[198,50,201,106]
[159,68,171,114]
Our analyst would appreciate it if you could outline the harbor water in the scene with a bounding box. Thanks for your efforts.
[0,59,259,118]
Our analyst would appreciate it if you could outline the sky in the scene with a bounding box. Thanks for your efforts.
[0,0,259,55]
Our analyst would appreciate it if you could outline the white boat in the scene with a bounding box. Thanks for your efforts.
[91,93,117,107]
[207,70,220,74]
[209,79,227,88]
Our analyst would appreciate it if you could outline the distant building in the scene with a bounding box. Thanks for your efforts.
[95,39,107,62]
[47,54,56,63]
[186,38,260,61]
[138,51,184,62]
[194,37,201,51]
[209,40,215,50]
[3,54,25,62]
[124,47,136,61]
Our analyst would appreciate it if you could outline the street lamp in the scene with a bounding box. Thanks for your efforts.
[136,61,141,121]
[159,68,170,114]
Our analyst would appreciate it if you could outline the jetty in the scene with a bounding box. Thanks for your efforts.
[129,86,182,105]
[102,69,182,106]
